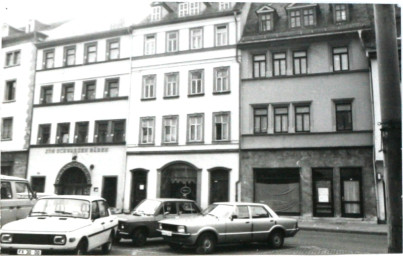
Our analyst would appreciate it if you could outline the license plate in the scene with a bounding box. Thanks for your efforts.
[161,230,172,237]
[17,249,42,255]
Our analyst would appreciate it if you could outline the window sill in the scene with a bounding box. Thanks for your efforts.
[138,143,155,147]
[4,64,20,69]
[186,141,204,145]
[141,97,156,101]
[2,100,16,104]
[188,93,205,98]
[213,91,231,95]
[163,95,179,100]
[34,96,128,107]
[161,142,179,146]
[212,140,231,144]
[1,138,12,141]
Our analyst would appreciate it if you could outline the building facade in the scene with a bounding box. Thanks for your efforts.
[238,3,377,220]
[26,27,131,209]
[123,2,250,210]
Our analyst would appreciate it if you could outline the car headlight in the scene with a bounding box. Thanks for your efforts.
[177,225,186,233]
[159,223,163,230]
[119,223,125,230]
[53,235,66,245]
[1,234,13,243]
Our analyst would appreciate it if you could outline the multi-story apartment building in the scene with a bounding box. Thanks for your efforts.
[238,3,377,221]
[26,24,132,209]
[1,20,55,178]
[123,2,250,209]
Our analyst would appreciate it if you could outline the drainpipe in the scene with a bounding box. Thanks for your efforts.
[234,11,241,202]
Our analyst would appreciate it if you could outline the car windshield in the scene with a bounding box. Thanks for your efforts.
[30,198,90,219]
[202,204,233,218]
[132,199,161,215]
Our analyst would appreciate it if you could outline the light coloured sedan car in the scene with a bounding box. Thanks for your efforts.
[0,195,118,255]
[158,202,299,254]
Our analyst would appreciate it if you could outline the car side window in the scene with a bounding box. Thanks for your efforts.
[178,202,200,214]
[15,182,33,199]
[250,206,270,218]
[91,201,100,219]
[163,202,177,214]
[235,206,250,219]
[1,182,12,199]
[98,200,109,217]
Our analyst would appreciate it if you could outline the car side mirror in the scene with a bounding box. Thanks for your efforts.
[163,211,170,217]
[230,214,237,221]
[32,192,37,200]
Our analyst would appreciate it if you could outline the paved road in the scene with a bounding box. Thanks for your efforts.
[102,230,387,255]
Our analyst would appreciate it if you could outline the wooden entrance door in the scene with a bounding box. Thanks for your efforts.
[131,171,147,209]
[341,168,363,218]
[312,168,334,217]
[102,176,117,207]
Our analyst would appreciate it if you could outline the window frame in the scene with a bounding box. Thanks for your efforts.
[162,115,179,145]
[111,120,126,143]
[74,121,89,143]
[335,101,353,132]
[294,105,311,132]
[178,2,189,17]
[219,2,232,11]
[289,10,301,28]
[293,50,307,75]
[140,117,155,145]
[332,46,349,72]
[188,69,204,96]
[1,117,13,140]
[272,52,287,76]
[187,113,204,144]
[144,34,156,55]
[213,66,230,93]
[215,24,229,47]
[82,80,96,100]
[151,6,162,21]
[253,54,266,78]
[259,13,273,32]
[334,4,349,23]
[213,111,230,142]
[302,8,316,27]
[106,38,120,60]
[273,106,289,133]
[56,122,70,144]
[104,78,119,98]
[164,72,179,98]
[189,27,203,50]
[84,42,97,64]
[166,31,179,53]
[94,120,109,143]
[4,80,16,101]
[142,75,156,100]
[5,50,21,67]
[40,85,53,104]
[37,124,51,145]
[61,83,75,102]
[43,49,55,69]
[253,107,268,134]
[63,45,76,66]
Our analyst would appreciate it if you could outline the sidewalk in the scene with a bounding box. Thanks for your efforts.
[297,219,387,235]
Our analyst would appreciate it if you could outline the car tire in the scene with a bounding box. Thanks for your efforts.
[169,243,183,250]
[268,230,284,249]
[102,233,113,254]
[195,233,216,254]
[132,228,147,246]
[75,240,88,255]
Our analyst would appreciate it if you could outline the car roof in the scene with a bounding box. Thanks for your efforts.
[0,175,28,182]
[39,195,105,201]
[145,198,196,203]
[214,202,269,207]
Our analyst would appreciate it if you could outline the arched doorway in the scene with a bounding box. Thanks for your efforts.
[54,161,91,195]
[130,169,148,209]
[159,161,200,202]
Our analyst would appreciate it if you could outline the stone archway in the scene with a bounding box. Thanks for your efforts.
[54,161,92,195]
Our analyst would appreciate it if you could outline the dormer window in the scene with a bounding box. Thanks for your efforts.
[179,2,200,17]
[189,2,200,15]
[219,2,232,11]
[334,4,348,23]
[178,3,189,17]
[290,10,301,28]
[287,4,317,28]
[256,5,276,33]
[303,9,315,26]
[151,6,162,21]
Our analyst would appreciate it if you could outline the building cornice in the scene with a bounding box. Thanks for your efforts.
[33,96,128,108]
[36,57,130,72]
[127,148,239,155]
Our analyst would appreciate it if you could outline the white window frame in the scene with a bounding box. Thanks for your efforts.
[190,27,203,49]
[164,73,179,97]
[189,70,204,95]
[145,34,156,55]
[162,116,178,144]
[219,2,232,11]
[214,67,230,93]
[178,2,189,17]
[166,31,179,53]
[140,117,155,144]
[215,24,228,46]
[5,50,20,67]
[1,117,13,140]
[142,75,156,99]
[188,114,204,143]
[151,6,162,21]
[189,2,200,15]
[213,112,230,141]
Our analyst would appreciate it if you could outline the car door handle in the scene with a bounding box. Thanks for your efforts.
[269,220,274,222]
[110,220,113,223]
[16,206,21,209]
[245,221,250,224]
[101,222,105,225]
[9,206,15,209]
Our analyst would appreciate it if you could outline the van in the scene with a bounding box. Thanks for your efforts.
[0,175,37,227]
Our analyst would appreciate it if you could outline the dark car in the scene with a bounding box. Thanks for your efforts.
[115,198,201,246]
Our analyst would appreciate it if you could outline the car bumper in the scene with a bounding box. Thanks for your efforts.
[1,244,76,252]
[116,230,132,239]
[156,229,197,246]
[285,228,299,237]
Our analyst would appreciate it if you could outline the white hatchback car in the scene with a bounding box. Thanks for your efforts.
[0,195,118,255]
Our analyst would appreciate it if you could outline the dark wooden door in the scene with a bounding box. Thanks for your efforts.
[102,176,117,207]
[131,171,147,209]
[313,168,334,217]
[209,169,229,204]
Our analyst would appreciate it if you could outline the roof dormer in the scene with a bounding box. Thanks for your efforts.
[218,2,233,11]
[178,2,208,18]
[285,3,318,28]
[150,2,173,22]
[256,5,277,32]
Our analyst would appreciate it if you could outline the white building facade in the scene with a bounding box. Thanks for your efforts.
[123,2,249,209]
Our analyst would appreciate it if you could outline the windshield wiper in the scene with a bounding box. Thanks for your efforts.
[31,211,48,216]
[133,210,144,216]
[54,210,72,215]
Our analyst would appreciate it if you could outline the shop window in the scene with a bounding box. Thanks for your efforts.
[162,116,178,144]
[106,38,120,60]
[190,28,203,49]
[274,106,288,133]
[4,80,16,101]
[254,108,268,134]
[145,34,156,55]
[74,122,89,143]
[142,75,156,99]
[5,50,20,67]
[31,177,45,193]
[295,105,310,132]
[61,83,74,102]
[104,78,119,98]
[84,42,97,63]
[164,73,179,97]
[333,47,349,71]
[335,102,352,131]
[189,70,204,96]
[1,117,13,140]
[166,31,178,53]
[140,117,155,144]
[56,123,70,144]
[215,24,228,46]
[273,52,286,76]
[214,67,230,93]
[293,51,307,75]
[187,113,204,143]
[43,49,54,69]
[64,45,76,66]
[40,85,53,104]
[37,124,51,145]
[253,55,266,78]
[213,112,230,141]
[82,80,96,100]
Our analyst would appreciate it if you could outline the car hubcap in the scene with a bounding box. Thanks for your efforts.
[204,239,211,249]
[274,236,280,245]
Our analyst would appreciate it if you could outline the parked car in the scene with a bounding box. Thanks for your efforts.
[0,175,37,227]
[0,195,118,255]
[115,198,201,246]
[158,202,299,254]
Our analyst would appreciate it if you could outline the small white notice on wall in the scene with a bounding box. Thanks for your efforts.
[318,188,329,203]
[139,184,145,190]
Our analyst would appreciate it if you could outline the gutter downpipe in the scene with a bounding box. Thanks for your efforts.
[234,11,241,202]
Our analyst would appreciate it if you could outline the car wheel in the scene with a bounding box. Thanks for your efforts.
[268,230,284,249]
[75,240,88,255]
[195,233,216,254]
[102,233,113,254]
[132,228,147,246]
[169,243,183,250]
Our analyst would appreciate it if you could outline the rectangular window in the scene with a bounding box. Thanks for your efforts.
[213,112,230,141]
[164,73,179,97]
[31,177,45,193]
[142,75,156,99]
[333,47,349,71]
[94,121,108,143]
[162,116,178,144]
[61,83,74,102]
[64,46,76,66]
[215,25,228,46]
[189,2,200,15]
[303,9,315,26]
[4,80,16,101]
[189,70,204,95]
[106,38,120,60]
[295,106,310,132]
[166,31,178,53]
[253,55,266,78]
[38,124,51,145]
[84,42,97,63]
[105,78,119,98]
[336,102,352,131]
[74,122,89,143]
[43,49,54,69]
[82,80,96,100]
[219,2,232,11]
[140,117,155,144]
[56,123,70,144]
[293,51,307,75]
[214,67,230,93]
[190,28,203,49]
[273,52,286,76]
[254,108,268,134]
[1,118,12,140]
[151,6,161,21]
[40,85,53,104]
[274,106,288,133]
[260,14,272,32]
[188,114,204,143]
[335,4,347,22]
[5,50,20,67]
[145,34,156,55]
[112,120,125,143]
[178,2,189,17]
[290,10,301,28]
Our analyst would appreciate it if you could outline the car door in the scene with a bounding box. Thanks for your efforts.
[1,181,17,225]
[225,205,252,243]
[88,201,106,250]
[250,205,275,241]
[98,200,115,241]
[14,181,36,220]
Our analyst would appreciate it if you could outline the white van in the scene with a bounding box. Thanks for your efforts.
[0,175,37,227]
